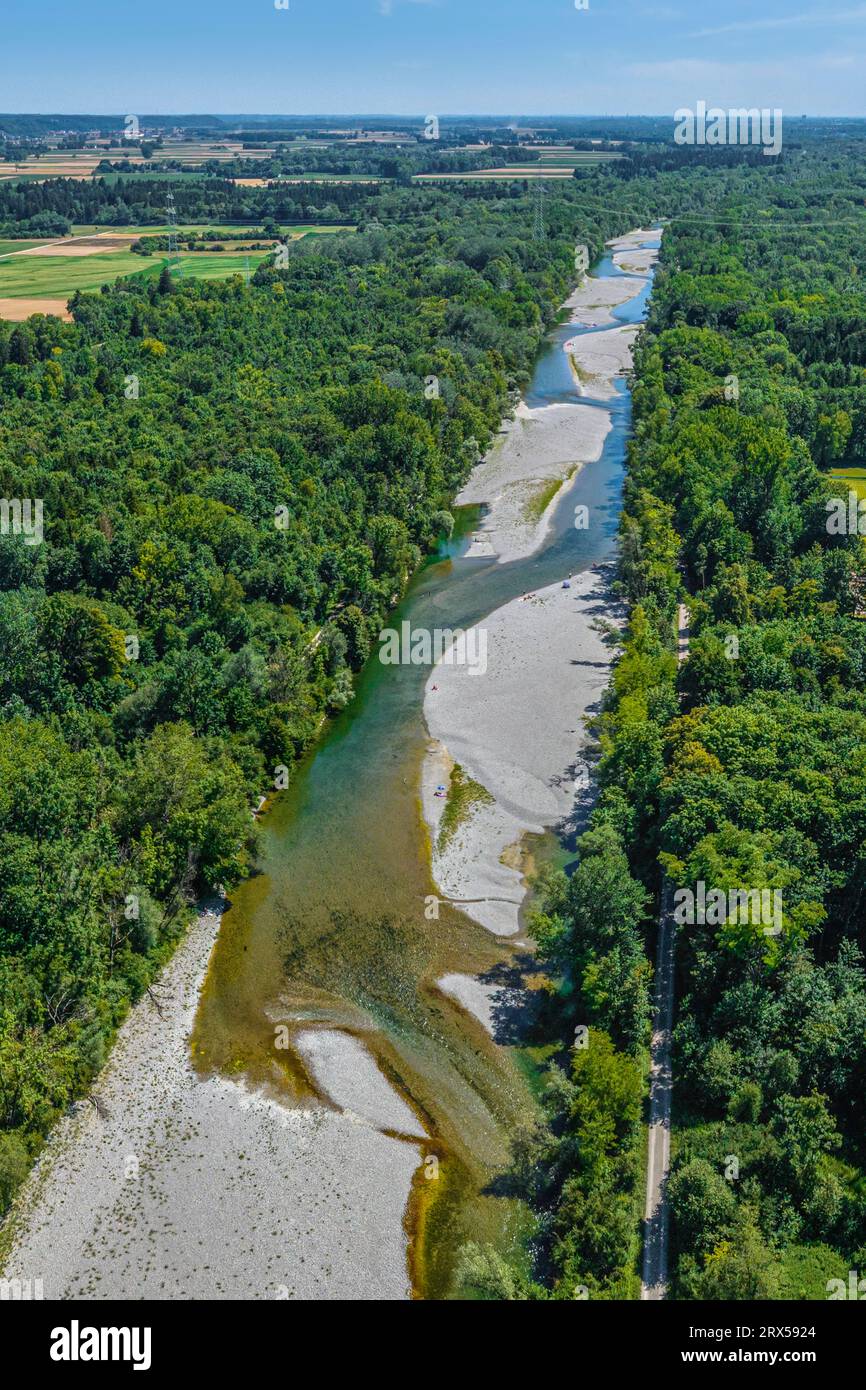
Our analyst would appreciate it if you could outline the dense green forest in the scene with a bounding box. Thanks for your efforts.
[99,142,542,184]
[459,142,866,1301]
[0,171,662,1215]
[631,189,866,1301]
[0,138,800,240]
[0,175,380,238]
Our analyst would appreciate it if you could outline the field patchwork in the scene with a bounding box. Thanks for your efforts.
[0,225,352,316]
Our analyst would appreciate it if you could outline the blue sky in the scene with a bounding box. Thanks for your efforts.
[2,0,866,116]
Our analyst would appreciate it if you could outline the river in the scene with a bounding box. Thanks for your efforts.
[190,231,659,1297]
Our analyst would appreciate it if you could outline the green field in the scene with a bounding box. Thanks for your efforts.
[536,150,625,164]
[68,222,349,237]
[828,467,866,499]
[0,171,70,183]
[95,170,210,184]
[0,249,269,299]
[70,223,263,236]
[156,251,272,282]
[0,225,269,253]
[0,239,51,256]
[0,226,351,301]
[0,251,151,296]
[413,155,624,183]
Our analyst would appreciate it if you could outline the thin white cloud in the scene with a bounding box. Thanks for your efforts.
[627,52,863,81]
[691,5,866,40]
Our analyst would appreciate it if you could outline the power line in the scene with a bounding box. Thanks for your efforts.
[661,212,866,229]
[523,183,866,238]
[563,187,866,231]
[166,189,181,275]
[533,182,546,241]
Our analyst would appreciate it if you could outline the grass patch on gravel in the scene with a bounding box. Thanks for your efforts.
[438,764,494,853]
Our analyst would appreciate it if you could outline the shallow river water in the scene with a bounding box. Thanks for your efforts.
[191,235,658,1297]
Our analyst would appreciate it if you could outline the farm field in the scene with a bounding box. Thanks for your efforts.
[154,251,272,281]
[0,141,263,183]
[69,223,264,237]
[0,140,280,182]
[278,224,355,236]
[147,141,274,163]
[0,252,266,317]
[0,250,149,296]
[1,138,624,187]
[235,175,387,186]
[414,145,626,181]
[95,170,211,184]
[0,151,105,181]
[0,238,50,255]
[0,224,352,312]
[17,234,141,258]
[535,148,625,163]
[67,222,349,238]
[0,297,72,321]
[0,223,348,260]
[828,466,866,499]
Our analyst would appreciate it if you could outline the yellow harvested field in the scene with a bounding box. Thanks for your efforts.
[0,297,73,322]
[0,154,106,180]
[0,140,288,182]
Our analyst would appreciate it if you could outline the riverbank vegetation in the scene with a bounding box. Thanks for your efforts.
[460,138,866,1301]
[591,150,866,1299]
[0,172,660,1215]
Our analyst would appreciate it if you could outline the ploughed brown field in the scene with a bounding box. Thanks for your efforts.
[20,234,139,257]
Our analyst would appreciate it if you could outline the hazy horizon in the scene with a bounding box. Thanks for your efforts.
[1,111,861,120]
